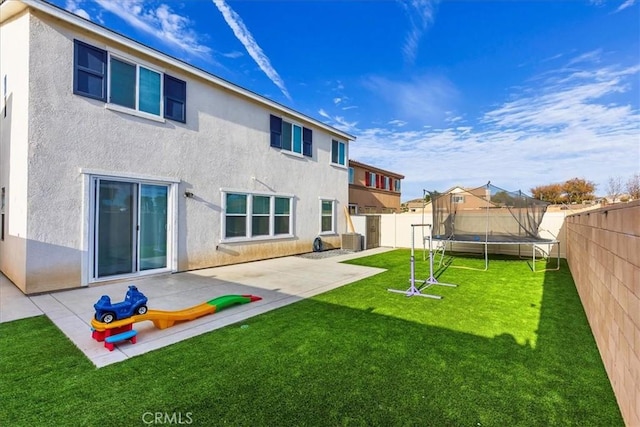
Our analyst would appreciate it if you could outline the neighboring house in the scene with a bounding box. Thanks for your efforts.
[348,160,403,214]
[0,0,355,294]
[405,186,495,214]
[403,198,429,213]
[439,186,495,210]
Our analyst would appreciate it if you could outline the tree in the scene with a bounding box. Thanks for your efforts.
[606,177,623,202]
[492,190,517,206]
[563,177,596,204]
[627,173,640,200]
[530,184,564,204]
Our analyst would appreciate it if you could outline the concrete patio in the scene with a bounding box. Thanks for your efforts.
[0,248,390,368]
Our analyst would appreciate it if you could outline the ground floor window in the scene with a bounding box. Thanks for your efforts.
[320,199,336,234]
[223,191,293,241]
[225,193,247,238]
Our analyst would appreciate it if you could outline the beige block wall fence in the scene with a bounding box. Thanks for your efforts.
[363,205,638,425]
[565,201,640,427]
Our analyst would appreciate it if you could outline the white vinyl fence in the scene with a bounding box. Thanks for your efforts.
[351,212,568,258]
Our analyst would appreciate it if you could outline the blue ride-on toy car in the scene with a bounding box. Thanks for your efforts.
[94,285,148,324]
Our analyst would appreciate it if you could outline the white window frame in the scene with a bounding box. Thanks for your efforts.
[221,190,294,243]
[452,195,465,204]
[281,120,304,157]
[319,198,336,235]
[80,169,179,286]
[331,140,347,167]
[106,52,165,122]
[273,196,292,236]
[251,195,271,237]
[348,167,354,184]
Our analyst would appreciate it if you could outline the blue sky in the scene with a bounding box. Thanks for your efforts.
[55,0,639,201]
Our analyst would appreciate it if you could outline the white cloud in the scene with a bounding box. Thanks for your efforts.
[398,0,439,63]
[65,0,90,20]
[566,49,602,66]
[221,51,243,59]
[318,109,358,134]
[350,60,640,200]
[483,64,640,130]
[541,53,564,63]
[211,0,291,101]
[590,0,636,12]
[363,73,458,124]
[324,81,357,112]
[93,0,212,57]
[615,0,636,12]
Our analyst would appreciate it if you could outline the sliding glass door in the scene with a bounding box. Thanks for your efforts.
[139,184,168,271]
[94,178,169,279]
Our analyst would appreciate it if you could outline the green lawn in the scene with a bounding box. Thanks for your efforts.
[0,250,623,426]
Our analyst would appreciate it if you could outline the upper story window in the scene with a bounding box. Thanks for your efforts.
[73,40,186,123]
[223,191,293,241]
[283,121,303,154]
[365,172,377,188]
[331,140,346,166]
[364,171,400,192]
[270,114,312,157]
[452,195,465,204]
[348,167,354,184]
[110,57,161,115]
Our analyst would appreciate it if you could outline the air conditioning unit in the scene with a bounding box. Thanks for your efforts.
[341,233,362,252]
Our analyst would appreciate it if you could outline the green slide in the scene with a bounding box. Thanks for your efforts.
[206,294,262,312]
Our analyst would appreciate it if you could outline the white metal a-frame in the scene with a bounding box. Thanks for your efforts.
[388,224,457,299]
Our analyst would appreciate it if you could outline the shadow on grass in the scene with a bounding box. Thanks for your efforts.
[0,250,623,427]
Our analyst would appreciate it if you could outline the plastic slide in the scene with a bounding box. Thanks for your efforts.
[91,294,262,331]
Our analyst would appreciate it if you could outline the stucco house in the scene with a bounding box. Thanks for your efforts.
[0,0,355,294]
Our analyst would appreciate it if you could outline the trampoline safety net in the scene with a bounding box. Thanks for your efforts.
[430,182,550,242]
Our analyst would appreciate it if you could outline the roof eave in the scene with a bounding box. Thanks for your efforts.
[8,0,355,141]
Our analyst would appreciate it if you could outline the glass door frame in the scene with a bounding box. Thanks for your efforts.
[85,172,177,284]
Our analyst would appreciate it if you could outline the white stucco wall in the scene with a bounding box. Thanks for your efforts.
[0,10,30,290]
[16,10,350,292]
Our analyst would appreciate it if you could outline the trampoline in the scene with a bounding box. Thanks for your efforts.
[430,182,560,272]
